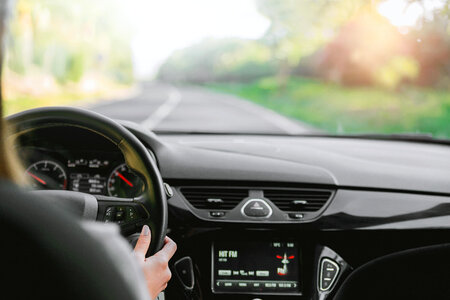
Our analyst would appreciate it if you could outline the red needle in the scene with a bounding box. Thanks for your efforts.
[116,171,133,187]
[27,171,47,185]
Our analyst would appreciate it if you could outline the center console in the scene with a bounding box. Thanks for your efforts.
[166,229,352,300]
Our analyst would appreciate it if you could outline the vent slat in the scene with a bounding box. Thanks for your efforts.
[264,189,332,212]
[180,187,248,210]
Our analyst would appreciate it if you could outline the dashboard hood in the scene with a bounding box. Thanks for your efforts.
[157,135,450,195]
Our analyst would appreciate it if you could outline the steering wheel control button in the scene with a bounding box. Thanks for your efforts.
[319,258,340,291]
[115,210,125,220]
[104,206,116,222]
[103,205,142,224]
[210,211,225,218]
[241,199,272,218]
[126,206,137,220]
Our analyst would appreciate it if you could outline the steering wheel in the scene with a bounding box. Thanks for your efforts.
[7,106,168,256]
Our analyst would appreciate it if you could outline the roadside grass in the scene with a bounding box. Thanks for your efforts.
[4,92,101,116]
[2,69,135,116]
[3,84,134,116]
[207,77,450,139]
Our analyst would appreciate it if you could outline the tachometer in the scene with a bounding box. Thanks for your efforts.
[25,160,67,190]
[107,163,144,198]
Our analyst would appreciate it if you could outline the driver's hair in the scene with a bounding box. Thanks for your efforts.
[0,113,23,182]
[0,1,22,183]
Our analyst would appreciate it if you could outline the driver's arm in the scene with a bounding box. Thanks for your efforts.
[133,225,177,300]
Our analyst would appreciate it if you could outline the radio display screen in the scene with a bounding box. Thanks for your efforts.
[212,241,301,294]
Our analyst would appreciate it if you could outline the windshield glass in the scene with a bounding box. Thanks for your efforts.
[3,0,450,138]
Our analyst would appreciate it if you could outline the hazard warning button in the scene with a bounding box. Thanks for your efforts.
[241,199,272,218]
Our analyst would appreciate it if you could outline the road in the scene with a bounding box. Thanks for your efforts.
[89,82,313,134]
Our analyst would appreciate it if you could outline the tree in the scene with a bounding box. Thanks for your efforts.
[256,0,371,84]
[6,0,134,84]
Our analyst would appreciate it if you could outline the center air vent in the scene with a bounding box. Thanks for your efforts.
[264,189,333,212]
[180,187,248,210]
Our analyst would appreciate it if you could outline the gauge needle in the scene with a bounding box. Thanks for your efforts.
[27,171,47,185]
[116,171,134,187]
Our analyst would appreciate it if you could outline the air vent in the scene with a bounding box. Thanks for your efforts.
[180,187,248,210]
[264,189,333,212]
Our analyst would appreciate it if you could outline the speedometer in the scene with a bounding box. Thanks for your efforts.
[25,160,67,190]
[107,163,144,198]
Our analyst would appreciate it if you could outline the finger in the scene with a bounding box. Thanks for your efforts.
[134,225,151,259]
[156,236,177,260]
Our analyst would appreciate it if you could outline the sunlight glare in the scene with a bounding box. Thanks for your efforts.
[378,0,423,27]
[123,0,270,79]
[378,0,446,28]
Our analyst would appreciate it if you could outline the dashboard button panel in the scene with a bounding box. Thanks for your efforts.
[319,258,340,291]
[174,256,195,289]
[175,186,335,223]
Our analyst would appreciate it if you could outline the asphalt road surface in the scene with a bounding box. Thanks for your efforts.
[89,82,313,134]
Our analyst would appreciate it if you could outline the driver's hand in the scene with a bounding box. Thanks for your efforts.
[134,225,177,300]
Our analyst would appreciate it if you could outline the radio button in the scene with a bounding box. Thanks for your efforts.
[216,281,234,288]
[218,269,231,276]
[256,270,269,277]
[264,282,277,288]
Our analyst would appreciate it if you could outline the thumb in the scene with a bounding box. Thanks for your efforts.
[134,225,151,260]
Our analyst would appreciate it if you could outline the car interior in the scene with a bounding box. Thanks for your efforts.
[2,105,450,300]
[1,1,450,300]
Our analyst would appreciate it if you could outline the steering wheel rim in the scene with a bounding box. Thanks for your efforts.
[7,106,168,256]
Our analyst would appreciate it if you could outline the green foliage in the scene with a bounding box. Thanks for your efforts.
[158,38,277,83]
[208,77,450,139]
[374,56,419,89]
[257,0,369,65]
[66,50,86,83]
[159,0,449,89]
[6,0,134,84]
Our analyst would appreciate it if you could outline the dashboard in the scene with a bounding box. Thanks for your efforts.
[13,120,450,300]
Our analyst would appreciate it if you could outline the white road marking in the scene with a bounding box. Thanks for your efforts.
[216,94,312,134]
[141,87,182,129]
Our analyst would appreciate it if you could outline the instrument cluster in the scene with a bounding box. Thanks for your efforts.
[21,147,144,198]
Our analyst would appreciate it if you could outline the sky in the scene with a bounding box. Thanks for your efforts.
[125,0,270,79]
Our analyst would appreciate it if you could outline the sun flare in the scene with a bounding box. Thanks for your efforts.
[378,0,446,28]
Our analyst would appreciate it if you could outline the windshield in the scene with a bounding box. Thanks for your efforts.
[3,0,450,139]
